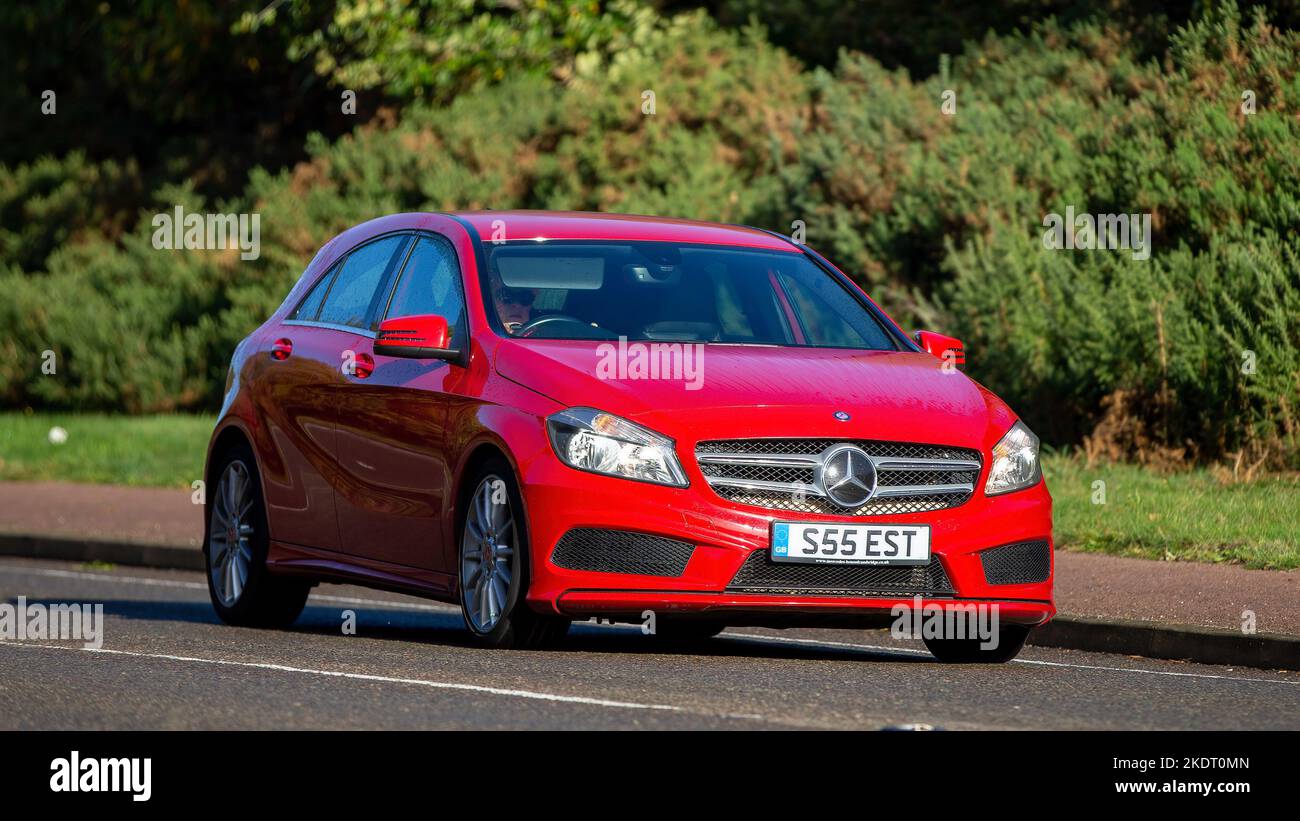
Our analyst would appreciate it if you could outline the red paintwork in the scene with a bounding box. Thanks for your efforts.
[375,314,452,354]
[454,210,796,252]
[915,330,966,366]
[206,211,1055,628]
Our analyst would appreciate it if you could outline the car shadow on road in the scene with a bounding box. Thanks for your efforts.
[16,597,932,665]
[286,606,933,664]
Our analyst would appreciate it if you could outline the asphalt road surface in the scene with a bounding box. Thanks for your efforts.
[0,556,1296,730]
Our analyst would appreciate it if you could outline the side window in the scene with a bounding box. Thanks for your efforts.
[290,264,338,321]
[777,270,894,350]
[317,235,407,328]
[384,236,466,341]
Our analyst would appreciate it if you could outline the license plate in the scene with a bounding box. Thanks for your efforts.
[770,522,931,566]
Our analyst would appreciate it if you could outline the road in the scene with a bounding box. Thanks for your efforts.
[0,556,1296,730]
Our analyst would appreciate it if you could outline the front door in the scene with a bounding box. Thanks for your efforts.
[333,231,469,572]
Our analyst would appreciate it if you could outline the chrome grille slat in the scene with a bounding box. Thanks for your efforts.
[695,453,821,467]
[695,438,982,516]
[872,483,973,498]
[697,477,827,497]
[873,457,982,472]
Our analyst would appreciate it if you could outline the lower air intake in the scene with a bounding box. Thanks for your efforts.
[550,529,695,577]
[727,550,954,597]
[979,540,1051,585]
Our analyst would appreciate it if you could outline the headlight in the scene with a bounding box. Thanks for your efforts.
[546,408,688,487]
[984,421,1041,495]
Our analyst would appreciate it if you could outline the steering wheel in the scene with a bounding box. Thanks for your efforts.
[516,314,612,339]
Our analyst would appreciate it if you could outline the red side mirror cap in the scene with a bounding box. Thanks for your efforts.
[374,314,458,360]
[913,330,965,368]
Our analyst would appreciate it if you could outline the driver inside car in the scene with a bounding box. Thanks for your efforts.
[494,284,536,332]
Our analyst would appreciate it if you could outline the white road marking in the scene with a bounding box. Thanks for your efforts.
[0,641,692,714]
[4,560,1296,687]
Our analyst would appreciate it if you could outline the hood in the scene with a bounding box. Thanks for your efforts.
[495,340,1016,449]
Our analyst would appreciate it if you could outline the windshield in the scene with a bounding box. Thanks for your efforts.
[483,241,899,350]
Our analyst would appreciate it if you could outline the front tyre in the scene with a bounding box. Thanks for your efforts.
[458,458,569,649]
[205,442,309,628]
[923,625,1030,663]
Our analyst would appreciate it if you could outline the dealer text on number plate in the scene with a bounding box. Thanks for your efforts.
[770,522,931,566]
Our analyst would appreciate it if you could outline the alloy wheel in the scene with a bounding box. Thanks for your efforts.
[209,460,255,607]
[460,475,517,633]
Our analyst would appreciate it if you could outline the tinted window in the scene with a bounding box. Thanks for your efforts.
[317,235,406,328]
[385,236,465,340]
[290,264,337,321]
[776,270,874,348]
[482,241,898,349]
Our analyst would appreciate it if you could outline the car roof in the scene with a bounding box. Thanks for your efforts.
[450,210,799,252]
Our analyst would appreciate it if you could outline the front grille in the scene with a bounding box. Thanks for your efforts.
[979,540,1051,585]
[550,528,695,577]
[695,438,982,516]
[727,550,954,597]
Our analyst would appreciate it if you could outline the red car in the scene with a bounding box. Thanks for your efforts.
[204,211,1053,661]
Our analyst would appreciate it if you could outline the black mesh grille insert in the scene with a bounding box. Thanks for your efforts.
[979,540,1051,585]
[551,529,695,577]
[727,550,954,597]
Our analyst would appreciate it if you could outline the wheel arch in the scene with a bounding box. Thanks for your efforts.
[453,440,517,528]
[203,420,265,550]
[450,438,533,581]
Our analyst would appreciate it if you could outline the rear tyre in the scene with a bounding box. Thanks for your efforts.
[205,442,310,628]
[458,457,570,649]
[923,625,1030,663]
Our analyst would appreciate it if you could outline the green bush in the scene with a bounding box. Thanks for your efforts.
[0,7,798,413]
[777,5,1300,465]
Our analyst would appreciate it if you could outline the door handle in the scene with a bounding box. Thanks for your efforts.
[351,352,375,379]
[271,338,293,360]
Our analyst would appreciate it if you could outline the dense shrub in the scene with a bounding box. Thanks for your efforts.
[775,5,1300,465]
[0,1,347,203]
[0,8,801,414]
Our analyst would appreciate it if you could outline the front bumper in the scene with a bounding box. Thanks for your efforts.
[519,448,1055,627]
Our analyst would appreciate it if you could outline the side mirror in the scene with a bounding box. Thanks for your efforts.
[374,314,459,360]
[913,330,966,368]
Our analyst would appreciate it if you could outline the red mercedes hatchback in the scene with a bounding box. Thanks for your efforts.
[204,211,1053,660]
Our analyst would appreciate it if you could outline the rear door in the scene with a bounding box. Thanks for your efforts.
[254,261,350,551]
[267,232,412,553]
[333,231,469,573]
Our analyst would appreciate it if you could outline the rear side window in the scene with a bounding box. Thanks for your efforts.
[317,235,407,328]
[290,265,337,321]
[384,236,465,340]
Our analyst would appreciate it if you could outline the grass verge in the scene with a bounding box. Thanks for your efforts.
[0,412,212,488]
[1046,454,1300,570]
